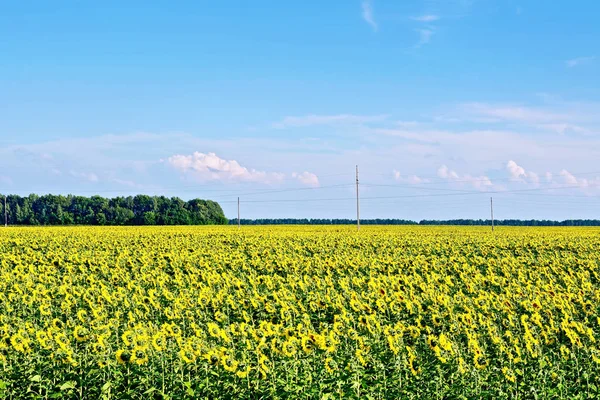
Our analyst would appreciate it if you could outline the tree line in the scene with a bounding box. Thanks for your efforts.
[231,218,416,225]
[230,218,600,226]
[0,194,228,225]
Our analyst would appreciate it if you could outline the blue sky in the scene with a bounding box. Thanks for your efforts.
[1,0,599,220]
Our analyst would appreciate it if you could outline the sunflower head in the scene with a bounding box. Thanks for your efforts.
[116,349,131,364]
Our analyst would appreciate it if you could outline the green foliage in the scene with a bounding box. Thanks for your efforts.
[0,194,227,225]
[232,218,600,226]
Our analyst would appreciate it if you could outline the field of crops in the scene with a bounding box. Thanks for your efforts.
[1,226,600,399]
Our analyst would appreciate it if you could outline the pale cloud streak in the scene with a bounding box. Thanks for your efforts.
[412,15,440,22]
[272,114,387,129]
[460,102,567,124]
[415,29,435,47]
[361,0,377,31]
[69,170,99,182]
[454,101,599,136]
[566,56,595,68]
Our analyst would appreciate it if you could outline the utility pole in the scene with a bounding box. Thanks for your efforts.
[356,165,360,231]
[237,197,240,229]
[490,197,494,232]
[4,195,7,228]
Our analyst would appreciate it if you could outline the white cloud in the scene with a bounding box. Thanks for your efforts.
[69,170,99,182]
[560,169,579,185]
[506,160,526,180]
[393,170,428,184]
[412,15,440,22]
[416,29,435,47]
[272,114,387,129]
[437,165,492,190]
[506,160,539,184]
[566,56,595,68]
[292,171,320,187]
[167,152,285,184]
[557,169,600,189]
[361,0,377,31]
[437,165,459,180]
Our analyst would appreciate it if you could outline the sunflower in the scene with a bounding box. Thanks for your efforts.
[73,326,89,342]
[134,335,149,350]
[121,330,134,347]
[282,338,298,357]
[132,347,148,365]
[92,341,106,354]
[502,367,517,383]
[236,362,251,379]
[301,336,315,354]
[152,333,166,352]
[222,356,239,373]
[36,331,49,349]
[207,323,221,339]
[52,318,64,330]
[324,357,337,374]
[116,349,131,364]
[179,347,196,364]
[77,309,88,324]
[258,353,270,376]
[204,349,220,366]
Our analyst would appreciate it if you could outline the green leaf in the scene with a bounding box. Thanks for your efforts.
[101,382,111,392]
[60,381,76,391]
[30,375,42,383]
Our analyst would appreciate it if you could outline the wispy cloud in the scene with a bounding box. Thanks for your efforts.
[393,170,429,184]
[566,56,595,68]
[69,170,99,182]
[272,114,387,129]
[437,165,493,190]
[454,101,599,135]
[411,15,440,22]
[415,28,435,47]
[0,175,13,185]
[361,0,377,31]
[460,102,567,124]
[292,171,320,187]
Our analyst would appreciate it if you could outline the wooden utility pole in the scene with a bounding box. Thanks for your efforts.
[4,195,7,228]
[237,197,240,228]
[490,197,494,232]
[356,165,360,231]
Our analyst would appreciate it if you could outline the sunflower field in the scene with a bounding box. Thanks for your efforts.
[1,226,600,399]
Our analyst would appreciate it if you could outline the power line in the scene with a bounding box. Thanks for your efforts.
[223,182,600,204]
[361,169,600,186]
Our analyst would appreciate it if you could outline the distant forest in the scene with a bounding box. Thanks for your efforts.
[0,194,228,225]
[231,218,600,226]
